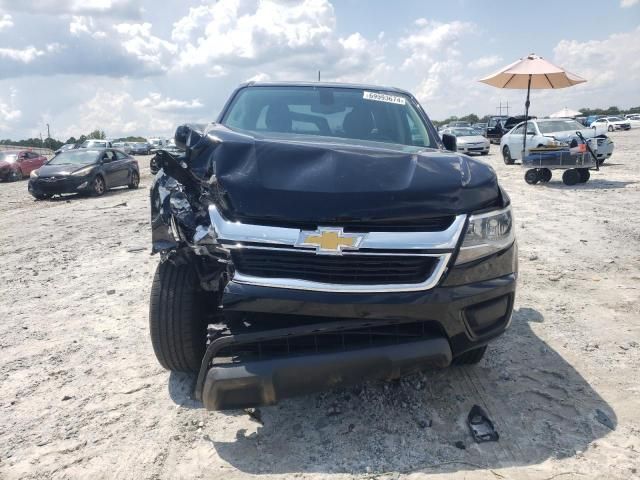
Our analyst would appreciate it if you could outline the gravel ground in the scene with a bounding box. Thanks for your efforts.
[1,131,639,480]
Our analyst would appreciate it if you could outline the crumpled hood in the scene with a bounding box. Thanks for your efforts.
[188,124,502,225]
[544,128,597,141]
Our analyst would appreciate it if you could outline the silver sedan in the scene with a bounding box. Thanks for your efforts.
[440,127,490,155]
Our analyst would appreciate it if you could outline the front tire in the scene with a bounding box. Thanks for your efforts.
[92,175,106,196]
[502,146,514,165]
[128,170,140,189]
[453,345,487,365]
[149,262,206,373]
[608,125,614,132]
[9,169,23,181]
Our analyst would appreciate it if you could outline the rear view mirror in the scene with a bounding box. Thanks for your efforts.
[442,133,457,152]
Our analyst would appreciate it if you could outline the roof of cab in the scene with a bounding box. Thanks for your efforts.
[240,81,413,96]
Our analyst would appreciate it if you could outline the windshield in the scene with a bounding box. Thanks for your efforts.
[48,149,99,165]
[81,140,106,148]
[608,117,622,121]
[538,120,585,134]
[0,152,18,162]
[449,127,478,137]
[222,86,436,148]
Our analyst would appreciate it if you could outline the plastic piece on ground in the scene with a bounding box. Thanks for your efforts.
[467,405,499,443]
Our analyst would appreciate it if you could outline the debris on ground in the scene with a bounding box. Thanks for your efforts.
[467,405,499,443]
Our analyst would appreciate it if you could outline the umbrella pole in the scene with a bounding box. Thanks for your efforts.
[522,74,531,159]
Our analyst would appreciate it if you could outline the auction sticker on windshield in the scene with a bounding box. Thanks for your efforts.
[363,91,406,105]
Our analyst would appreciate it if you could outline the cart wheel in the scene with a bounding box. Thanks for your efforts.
[524,169,539,185]
[577,168,590,183]
[562,169,581,186]
[539,168,552,183]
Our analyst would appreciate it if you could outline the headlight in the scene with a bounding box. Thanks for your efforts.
[455,206,514,264]
[72,166,94,176]
[30,169,39,178]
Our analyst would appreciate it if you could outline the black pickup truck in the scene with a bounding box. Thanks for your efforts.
[148,82,517,410]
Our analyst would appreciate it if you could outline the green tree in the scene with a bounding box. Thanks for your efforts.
[88,129,106,139]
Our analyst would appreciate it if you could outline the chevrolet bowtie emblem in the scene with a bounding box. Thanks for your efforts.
[296,228,366,255]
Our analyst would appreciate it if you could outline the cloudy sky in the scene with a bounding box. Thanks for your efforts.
[0,0,638,140]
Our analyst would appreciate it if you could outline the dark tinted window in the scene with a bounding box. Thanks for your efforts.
[222,86,436,148]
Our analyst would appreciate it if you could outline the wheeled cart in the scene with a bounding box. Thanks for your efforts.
[522,135,598,186]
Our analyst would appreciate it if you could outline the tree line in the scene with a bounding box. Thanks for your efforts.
[0,129,148,150]
[432,105,640,127]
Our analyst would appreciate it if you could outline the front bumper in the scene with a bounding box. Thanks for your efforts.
[29,175,92,196]
[200,335,452,410]
[458,144,490,154]
[196,243,517,409]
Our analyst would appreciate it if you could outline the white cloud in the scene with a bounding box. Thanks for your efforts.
[396,20,485,115]
[134,92,204,112]
[553,26,640,103]
[0,46,45,63]
[0,87,21,131]
[246,72,270,82]
[113,22,177,72]
[0,0,142,18]
[172,0,334,68]
[57,88,178,139]
[206,65,228,78]
[468,55,503,70]
[621,0,638,7]
[69,15,106,39]
[168,0,381,81]
[398,19,474,69]
[0,12,12,30]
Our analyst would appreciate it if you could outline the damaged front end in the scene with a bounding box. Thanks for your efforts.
[150,121,515,410]
[150,124,232,292]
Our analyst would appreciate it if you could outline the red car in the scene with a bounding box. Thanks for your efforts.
[0,149,48,181]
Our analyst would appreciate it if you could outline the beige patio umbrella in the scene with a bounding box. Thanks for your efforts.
[479,53,586,155]
[549,107,582,118]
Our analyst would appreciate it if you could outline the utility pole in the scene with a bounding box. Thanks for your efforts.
[318,70,321,82]
[496,101,510,116]
[46,123,51,149]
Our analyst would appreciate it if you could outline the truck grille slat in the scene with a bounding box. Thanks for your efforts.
[231,249,438,285]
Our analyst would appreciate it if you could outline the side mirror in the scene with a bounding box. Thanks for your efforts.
[442,133,457,152]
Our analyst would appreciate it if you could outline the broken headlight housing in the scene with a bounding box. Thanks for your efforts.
[455,206,514,264]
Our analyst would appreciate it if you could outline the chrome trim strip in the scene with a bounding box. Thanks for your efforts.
[209,205,467,250]
[224,244,444,257]
[232,253,452,293]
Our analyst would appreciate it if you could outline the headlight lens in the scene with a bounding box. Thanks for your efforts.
[72,166,94,176]
[455,206,514,264]
[30,169,39,178]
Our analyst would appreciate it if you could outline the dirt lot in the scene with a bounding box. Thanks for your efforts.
[1,131,639,480]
